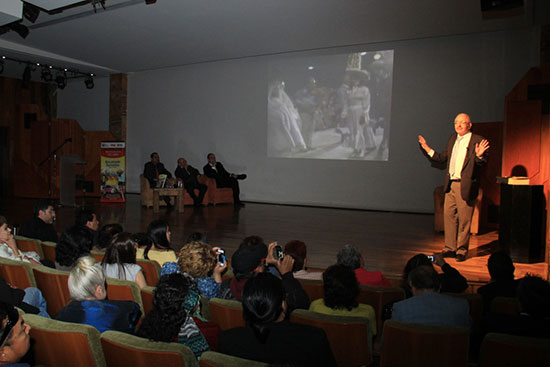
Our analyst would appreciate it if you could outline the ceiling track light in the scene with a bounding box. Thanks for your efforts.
[1,55,95,90]
[84,74,94,89]
[41,65,53,82]
[56,72,67,90]
[23,3,40,23]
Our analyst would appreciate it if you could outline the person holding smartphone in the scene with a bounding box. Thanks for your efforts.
[161,241,227,300]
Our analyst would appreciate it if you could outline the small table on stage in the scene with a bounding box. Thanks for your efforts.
[153,187,184,213]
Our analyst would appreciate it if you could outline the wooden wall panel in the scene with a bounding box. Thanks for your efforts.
[502,101,542,178]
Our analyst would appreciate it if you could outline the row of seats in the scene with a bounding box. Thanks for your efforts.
[205,297,550,367]
[21,312,266,367]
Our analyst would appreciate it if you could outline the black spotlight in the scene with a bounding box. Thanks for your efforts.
[56,74,66,89]
[41,66,52,82]
[8,22,29,39]
[23,3,40,23]
[22,65,32,89]
[84,75,94,89]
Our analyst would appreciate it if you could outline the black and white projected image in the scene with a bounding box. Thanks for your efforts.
[267,50,393,161]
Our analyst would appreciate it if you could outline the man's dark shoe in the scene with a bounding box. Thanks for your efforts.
[456,254,467,262]
[236,174,247,180]
[442,251,456,258]
[235,201,245,207]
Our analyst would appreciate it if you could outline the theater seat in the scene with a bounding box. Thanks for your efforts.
[32,266,71,317]
[479,332,550,367]
[290,309,373,367]
[380,320,469,367]
[14,235,44,259]
[22,313,106,367]
[208,298,244,331]
[136,259,161,286]
[39,240,57,263]
[101,330,197,367]
[0,257,37,289]
[199,351,268,367]
[105,277,144,315]
[140,286,155,316]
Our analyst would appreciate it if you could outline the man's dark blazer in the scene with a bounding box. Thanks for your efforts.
[174,165,201,185]
[143,162,171,188]
[203,162,232,184]
[429,133,487,202]
[392,291,470,327]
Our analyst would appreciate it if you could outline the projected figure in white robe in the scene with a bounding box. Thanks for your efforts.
[267,80,307,155]
[346,74,376,158]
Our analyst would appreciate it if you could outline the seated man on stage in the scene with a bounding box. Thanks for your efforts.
[143,152,173,207]
[174,158,207,207]
[203,153,246,207]
[19,199,58,243]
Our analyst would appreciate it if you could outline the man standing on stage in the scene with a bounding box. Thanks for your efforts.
[418,113,489,262]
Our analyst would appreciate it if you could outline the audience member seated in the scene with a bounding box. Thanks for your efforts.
[19,199,58,243]
[94,223,123,252]
[284,240,322,280]
[239,235,279,277]
[55,225,93,271]
[161,241,226,300]
[56,256,141,333]
[481,275,550,339]
[337,244,391,286]
[0,301,32,366]
[143,152,173,206]
[477,251,518,313]
[309,264,377,336]
[75,208,100,249]
[219,272,336,366]
[203,153,246,207]
[0,276,49,318]
[137,273,210,359]
[136,220,177,267]
[401,253,468,298]
[391,265,470,327]
[133,232,151,252]
[219,239,310,312]
[101,232,148,288]
[175,158,208,207]
[0,216,41,266]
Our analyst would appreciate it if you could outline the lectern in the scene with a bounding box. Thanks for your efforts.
[60,155,86,206]
[499,184,545,263]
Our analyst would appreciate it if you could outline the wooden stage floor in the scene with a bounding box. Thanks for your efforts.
[2,195,547,287]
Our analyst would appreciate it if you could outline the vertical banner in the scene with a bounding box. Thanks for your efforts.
[100,142,126,203]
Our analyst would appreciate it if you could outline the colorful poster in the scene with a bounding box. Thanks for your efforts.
[100,142,126,203]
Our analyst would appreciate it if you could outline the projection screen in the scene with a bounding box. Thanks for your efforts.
[267,50,393,161]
